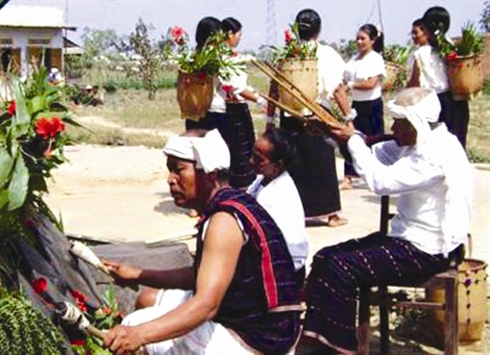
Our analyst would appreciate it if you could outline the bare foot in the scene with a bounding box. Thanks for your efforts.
[326,215,348,227]
[339,177,352,191]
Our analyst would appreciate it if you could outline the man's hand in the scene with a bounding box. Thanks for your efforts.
[329,121,356,144]
[103,260,142,287]
[104,325,145,355]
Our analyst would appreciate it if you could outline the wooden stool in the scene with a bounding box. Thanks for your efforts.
[357,196,461,355]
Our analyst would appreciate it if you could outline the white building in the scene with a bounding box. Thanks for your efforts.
[0,5,76,78]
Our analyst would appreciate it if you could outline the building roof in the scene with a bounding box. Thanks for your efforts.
[0,5,75,29]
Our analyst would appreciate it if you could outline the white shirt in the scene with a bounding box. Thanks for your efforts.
[408,45,449,94]
[247,172,309,270]
[347,124,472,255]
[316,43,346,104]
[344,50,386,102]
[209,54,249,113]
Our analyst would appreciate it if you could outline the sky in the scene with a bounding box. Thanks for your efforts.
[7,0,487,49]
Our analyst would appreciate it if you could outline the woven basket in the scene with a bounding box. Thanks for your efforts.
[428,258,488,342]
[277,58,318,113]
[445,54,483,100]
[176,71,214,121]
[382,62,400,92]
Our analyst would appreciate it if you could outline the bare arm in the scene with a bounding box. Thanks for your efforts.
[407,61,421,88]
[103,261,195,290]
[350,75,382,91]
[105,212,244,354]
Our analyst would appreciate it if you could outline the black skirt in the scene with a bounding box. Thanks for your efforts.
[280,114,341,217]
[223,102,256,189]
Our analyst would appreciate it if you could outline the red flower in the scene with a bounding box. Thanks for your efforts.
[24,219,35,228]
[446,52,458,61]
[284,29,293,44]
[170,26,186,44]
[33,277,48,294]
[35,117,65,139]
[457,63,463,69]
[70,339,86,347]
[7,100,16,116]
[103,307,112,315]
[196,71,207,80]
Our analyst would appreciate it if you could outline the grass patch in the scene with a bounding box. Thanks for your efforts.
[70,69,490,163]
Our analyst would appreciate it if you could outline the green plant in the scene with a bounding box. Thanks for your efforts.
[167,26,245,79]
[71,285,124,355]
[272,23,317,64]
[436,22,484,58]
[0,291,69,354]
[0,68,82,243]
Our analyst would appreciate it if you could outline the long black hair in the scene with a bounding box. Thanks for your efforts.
[295,9,321,41]
[422,6,451,49]
[195,16,221,50]
[359,23,384,53]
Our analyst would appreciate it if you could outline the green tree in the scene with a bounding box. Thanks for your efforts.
[481,1,490,32]
[119,19,163,100]
[81,28,119,69]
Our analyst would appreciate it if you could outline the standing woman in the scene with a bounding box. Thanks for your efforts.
[185,16,222,132]
[341,24,386,190]
[407,18,452,127]
[422,6,470,149]
[217,17,266,188]
[273,9,348,227]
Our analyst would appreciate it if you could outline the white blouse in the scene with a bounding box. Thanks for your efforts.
[344,50,386,102]
[247,172,309,270]
[408,45,449,94]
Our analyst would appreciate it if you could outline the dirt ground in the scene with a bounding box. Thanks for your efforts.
[45,144,489,355]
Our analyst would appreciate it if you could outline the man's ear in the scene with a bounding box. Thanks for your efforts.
[206,170,218,183]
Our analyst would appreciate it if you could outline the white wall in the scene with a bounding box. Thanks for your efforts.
[0,27,63,77]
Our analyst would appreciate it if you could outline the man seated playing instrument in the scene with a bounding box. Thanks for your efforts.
[103,129,301,355]
[297,87,472,355]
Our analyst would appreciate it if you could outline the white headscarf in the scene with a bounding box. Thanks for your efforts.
[162,129,230,173]
[386,89,441,148]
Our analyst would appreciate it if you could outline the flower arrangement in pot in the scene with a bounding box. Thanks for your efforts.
[435,22,484,100]
[165,26,245,120]
[271,23,319,113]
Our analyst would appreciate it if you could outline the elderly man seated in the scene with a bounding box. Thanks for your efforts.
[297,87,472,355]
[103,129,302,354]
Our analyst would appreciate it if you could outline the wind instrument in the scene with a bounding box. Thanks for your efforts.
[55,301,106,339]
[251,59,344,129]
[70,241,111,275]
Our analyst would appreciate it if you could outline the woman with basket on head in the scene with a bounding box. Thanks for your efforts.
[340,24,386,190]
[270,8,348,227]
[407,17,453,127]
[418,6,471,149]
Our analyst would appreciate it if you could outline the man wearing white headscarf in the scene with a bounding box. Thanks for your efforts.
[103,129,301,355]
[297,88,472,355]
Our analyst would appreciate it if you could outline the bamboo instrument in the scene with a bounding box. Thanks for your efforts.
[70,241,111,275]
[56,301,106,339]
[251,59,343,129]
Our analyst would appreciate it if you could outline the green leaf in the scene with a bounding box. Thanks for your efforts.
[29,95,46,115]
[7,154,29,211]
[0,147,14,187]
[0,189,8,210]
[12,81,30,126]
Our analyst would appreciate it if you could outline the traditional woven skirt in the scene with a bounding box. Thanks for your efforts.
[280,114,341,217]
[224,102,256,189]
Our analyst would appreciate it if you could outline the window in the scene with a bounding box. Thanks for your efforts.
[0,38,13,46]
[28,38,51,46]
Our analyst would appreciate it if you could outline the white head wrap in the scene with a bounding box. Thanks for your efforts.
[387,89,440,147]
[162,129,230,173]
